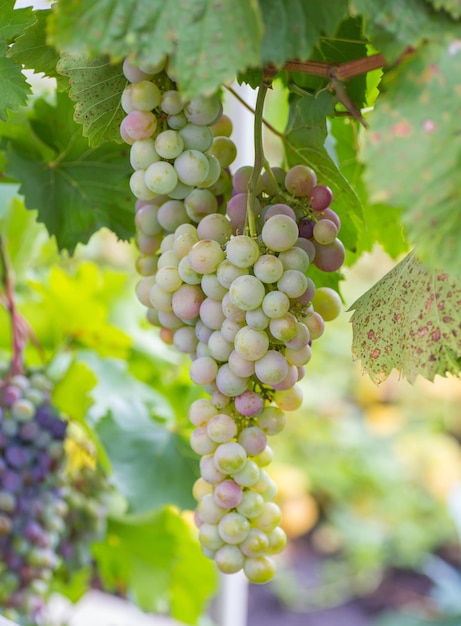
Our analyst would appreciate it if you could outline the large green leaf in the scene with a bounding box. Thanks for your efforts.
[349,252,461,384]
[354,0,461,60]
[48,0,263,99]
[57,55,127,147]
[1,93,134,252]
[0,53,31,120]
[92,508,217,623]
[0,0,35,43]
[363,43,461,274]
[260,0,349,65]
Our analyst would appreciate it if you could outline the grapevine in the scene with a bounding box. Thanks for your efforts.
[122,57,345,584]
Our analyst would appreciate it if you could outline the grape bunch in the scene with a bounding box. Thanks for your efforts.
[122,57,344,583]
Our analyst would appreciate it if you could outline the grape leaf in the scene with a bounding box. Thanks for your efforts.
[260,0,349,66]
[92,508,217,621]
[363,43,461,274]
[48,0,263,100]
[57,54,126,147]
[284,91,364,255]
[0,53,32,120]
[7,9,61,81]
[0,0,35,43]
[1,93,133,252]
[354,0,461,61]
[349,252,461,384]
[427,0,461,19]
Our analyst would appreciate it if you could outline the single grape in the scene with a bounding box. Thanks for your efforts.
[284,164,317,196]
[309,184,333,211]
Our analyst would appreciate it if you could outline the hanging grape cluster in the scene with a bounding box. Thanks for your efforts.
[122,57,344,583]
[0,371,107,625]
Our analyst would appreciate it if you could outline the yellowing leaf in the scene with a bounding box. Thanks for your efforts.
[349,252,461,383]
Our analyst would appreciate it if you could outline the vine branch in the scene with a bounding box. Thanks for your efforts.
[264,52,387,81]
[0,236,24,376]
[246,83,268,238]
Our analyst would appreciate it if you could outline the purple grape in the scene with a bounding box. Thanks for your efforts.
[6,445,29,469]
[3,469,22,492]
[309,184,333,211]
[298,218,315,239]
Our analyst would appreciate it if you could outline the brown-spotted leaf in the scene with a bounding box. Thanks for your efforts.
[349,252,461,384]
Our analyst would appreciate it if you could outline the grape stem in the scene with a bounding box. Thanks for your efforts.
[246,83,268,238]
[0,236,24,376]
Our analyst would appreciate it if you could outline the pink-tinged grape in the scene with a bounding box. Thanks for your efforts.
[197,494,226,523]
[303,310,325,340]
[136,276,157,307]
[130,138,160,170]
[232,166,263,195]
[313,219,338,245]
[161,89,183,115]
[121,110,157,141]
[179,123,213,151]
[258,406,286,435]
[189,356,218,385]
[195,320,214,342]
[271,364,299,391]
[253,445,274,467]
[172,284,204,320]
[206,413,237,443]
[173,326,199,354]
[319,207,341,229]
[235,390,263,416]
[309,184,333,211]
[200,297,226,329]
[295,236,316,262]
[169,180,195,200]
[199,523,225,551]
[269,312,298,342]
[122,57,154,82]
[214,480,243,509]
[120,121,136,144]
[261,290,290,319]
[178,256,202,285]
[285,322,310,351]
[198,213,232,245]
[158,250,180,268]
[226,193,249,234]
[237,491,265,519]
[200,454,226,484]
[144,161,178,195]
[130,170,157,200]
[215,364,248,396]
[312,238,345,272]
[188,239,225,275]
[261,166,286,195]
[277,269,308,299]
[233,460,261,487]
[158,311,183,330]
[130,80,161,111]
[254,350,289,386]
[136,255,158,276]
[201,273,227,300]
[175,149,210,186]
[253,254,284,284]
[284,164,317,196]
[229,275,265,311]
[184,95,222,126]
[209,136,237,168]
[167,112,187,130]
[238,426,267,456]
[252,502,282,532]
[234,326,269,361]
[289,277,316,305]
[135,203,162,236]
[298,218,315,239]
[274,384,303,411]
[262,215,299,252]
[262,203,296,222]
[278,247,310,273]
[221,292,246,322]
[216,259,248,289]
[155,266,182,292]
[207,331,233,362]
[226,235,260,268]
[185,189,218,222]
[228,350,255,378]
[240,529,270,557]
[218,512,250,544]
[311,287,342,321]
[154,130,184,159]
[158,200,189,232]
[244,555,276,584]
[149,284,173,312]
[210,114,233,138]
[245,308,270,330]
[284,344,312,367]
[214,442,247,474]
[221,320,244,343]
[214,545,245,574]
[190,427,218,455]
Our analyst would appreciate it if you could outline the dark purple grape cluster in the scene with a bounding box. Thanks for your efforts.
[0,372,69,624]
